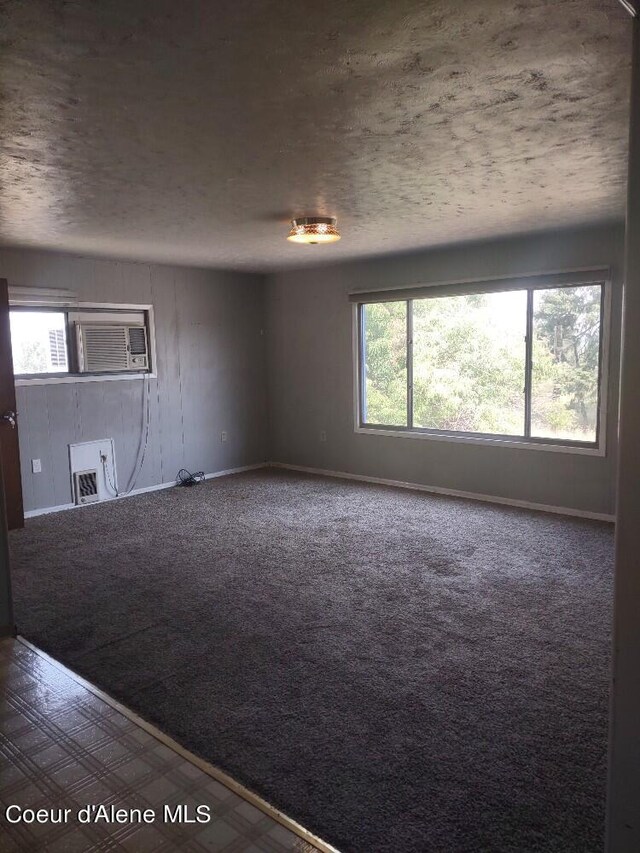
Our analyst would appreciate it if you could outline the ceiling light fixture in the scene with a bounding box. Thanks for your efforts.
[287,216,340,245]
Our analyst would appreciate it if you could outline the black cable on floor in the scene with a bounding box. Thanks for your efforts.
[176,468,205,487]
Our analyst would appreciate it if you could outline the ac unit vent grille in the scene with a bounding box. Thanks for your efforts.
[74,469,99,505]
[82,326,129,371]
[78,324,149,372]
[128,326,147,355]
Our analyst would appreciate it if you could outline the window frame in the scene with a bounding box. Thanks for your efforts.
[10,301,157,385]
[353,276,611,456]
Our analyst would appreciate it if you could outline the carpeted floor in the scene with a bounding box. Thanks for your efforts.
[9,469,613,853]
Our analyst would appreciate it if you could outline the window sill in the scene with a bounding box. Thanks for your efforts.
[15,373,155,387]
[355,426,605,457]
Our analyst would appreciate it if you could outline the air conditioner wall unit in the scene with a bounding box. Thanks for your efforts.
[76,322,149,373]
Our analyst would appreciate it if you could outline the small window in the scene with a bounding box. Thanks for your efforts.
[9,305,154,380]
[9,311,69,376]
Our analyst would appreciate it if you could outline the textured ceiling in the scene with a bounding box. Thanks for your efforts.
[0,0,632,272]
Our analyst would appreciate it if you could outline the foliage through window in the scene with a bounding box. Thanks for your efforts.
[359,282,604,446]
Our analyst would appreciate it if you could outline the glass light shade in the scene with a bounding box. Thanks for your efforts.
[287,217,340,244]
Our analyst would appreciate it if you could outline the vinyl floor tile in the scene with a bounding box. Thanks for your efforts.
[0,638,327,853]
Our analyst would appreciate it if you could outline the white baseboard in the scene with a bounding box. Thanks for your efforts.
[24,461,615,523]
[201,463,266,482]
[23,463,268,519]
[268,462,616,523]
[24,502,76,518]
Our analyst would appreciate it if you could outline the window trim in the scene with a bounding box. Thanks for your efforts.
[10,301,157,385]
[352,274,611,457]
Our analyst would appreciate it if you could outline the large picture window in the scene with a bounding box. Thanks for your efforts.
[358,279,606,448]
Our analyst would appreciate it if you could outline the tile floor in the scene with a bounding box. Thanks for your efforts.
[0,638,324,852]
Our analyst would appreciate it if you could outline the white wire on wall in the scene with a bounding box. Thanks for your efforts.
[100,375,152,498]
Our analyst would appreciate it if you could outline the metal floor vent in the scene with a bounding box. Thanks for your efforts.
[74,469,99,505]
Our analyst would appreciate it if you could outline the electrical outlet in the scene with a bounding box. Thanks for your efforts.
[221,431,228,443]
[31,458,42,474]
[320,430,327,443]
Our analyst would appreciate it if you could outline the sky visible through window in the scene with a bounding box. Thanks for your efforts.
[10,311,69,375]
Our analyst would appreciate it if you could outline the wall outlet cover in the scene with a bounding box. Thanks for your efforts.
[31,458,42,474]
[221,431,228,442]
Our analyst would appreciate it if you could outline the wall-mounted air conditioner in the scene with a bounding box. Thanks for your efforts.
[76,322,149,373]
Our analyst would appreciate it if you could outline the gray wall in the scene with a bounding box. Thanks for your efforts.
[1,248,268,513]
[2,222,626,518]
[266,223,625,516]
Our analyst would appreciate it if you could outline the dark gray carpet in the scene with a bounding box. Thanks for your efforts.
[9,469,613,853]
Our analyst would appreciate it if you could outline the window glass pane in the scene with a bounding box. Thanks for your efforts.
[10,311,69,375]
[362,301,407,426]
[412,291,527,435]
[531,285,601,443]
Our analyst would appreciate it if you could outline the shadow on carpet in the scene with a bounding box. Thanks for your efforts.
[10,470,614,853]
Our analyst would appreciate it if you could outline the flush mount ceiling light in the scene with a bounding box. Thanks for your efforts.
[287,216,341,245]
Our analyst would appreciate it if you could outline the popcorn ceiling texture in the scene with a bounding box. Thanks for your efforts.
[0,0,632,271]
